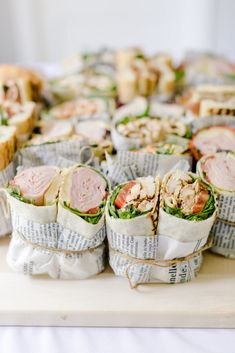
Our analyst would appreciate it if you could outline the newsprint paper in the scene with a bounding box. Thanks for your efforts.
[105,151,192,186]
[7,195,106,279]
[210,192,235,258]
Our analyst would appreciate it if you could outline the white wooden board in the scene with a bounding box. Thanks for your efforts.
[0,237,234,328]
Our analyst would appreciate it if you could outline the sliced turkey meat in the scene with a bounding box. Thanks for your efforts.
[191,126,235,160]
[200,152,235,191]
[70,167,107,213]
[9,166,60,206]
[29,120,74,145]
[75,120,110,143]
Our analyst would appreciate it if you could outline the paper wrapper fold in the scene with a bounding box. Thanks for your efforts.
[17,139,91,169]
[105,151,192,186]
[7,195,106,279]
[210,193,235,258]
[157,208,216,242]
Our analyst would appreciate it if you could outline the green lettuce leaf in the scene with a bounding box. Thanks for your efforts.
[63,200,106,225]
[7,186,35,205]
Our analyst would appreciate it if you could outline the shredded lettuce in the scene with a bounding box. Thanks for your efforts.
[63,200,106,224]
[0,106,8,126]
[7,186,35,205]
[156,146,174,155]
[184,126,192,139]
[175,69,185,83]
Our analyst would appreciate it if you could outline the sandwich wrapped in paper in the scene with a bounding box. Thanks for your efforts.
[6,165,61,276]
[0,100,36,143]
[42,96,115,122]
[112,114,164,150]
[116,49,158,103]
[0,125,17,237]
[190,125,235,160]
[17,134,92,169]
[112,97,190,150]
[107,173,215,287]
[27,120,74,146]
[55,165,110,278]
[180,52,235,86]
[0,64,43,103]
[105,135,192,186]
[158,170,216,243]
[60,48,115,76]
[149,54,175,99]
[197,152,235,258]
[49,72,116,103]
[116,50,175,103]
[6,164,110,279]
[178,84,235,117]
[75,119,113,161]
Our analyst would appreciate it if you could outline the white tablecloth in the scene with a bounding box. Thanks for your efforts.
[0,327,234,353]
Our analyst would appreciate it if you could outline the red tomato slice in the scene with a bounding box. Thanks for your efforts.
[86,207,99,214]
[192,189,209,214]
[114,181,136,209]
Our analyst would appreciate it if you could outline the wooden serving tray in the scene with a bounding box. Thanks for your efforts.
[0,237,234,328]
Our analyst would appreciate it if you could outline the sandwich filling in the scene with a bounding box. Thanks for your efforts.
[62,166,109,224]
[109,176,159,219]
[116,116,163,145]
[161,170,215,221]
[191,126,235,159]
[201,153,235,191]
[9,166,60,206]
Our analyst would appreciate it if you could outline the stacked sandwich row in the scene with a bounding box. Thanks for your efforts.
[0,50,235,288]
[4,158,233,287]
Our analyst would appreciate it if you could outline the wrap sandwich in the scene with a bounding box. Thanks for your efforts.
[197,152,235,257]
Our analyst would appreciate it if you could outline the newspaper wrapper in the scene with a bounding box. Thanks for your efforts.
[17,139,92,169]
[111,127,144,151]
[197,158,235,258]
[210,193,235,258]
[6,195,106,279]
[104,151,192,186]
[109,249,203,288]
[106,207,214,260]
[106,182,215,287]
[190,115,235,134]
[0,161,16,237]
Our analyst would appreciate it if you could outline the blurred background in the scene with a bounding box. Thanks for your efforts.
[0,0,234,63]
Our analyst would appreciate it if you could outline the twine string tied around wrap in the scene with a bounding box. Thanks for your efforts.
[110,237,213,289]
